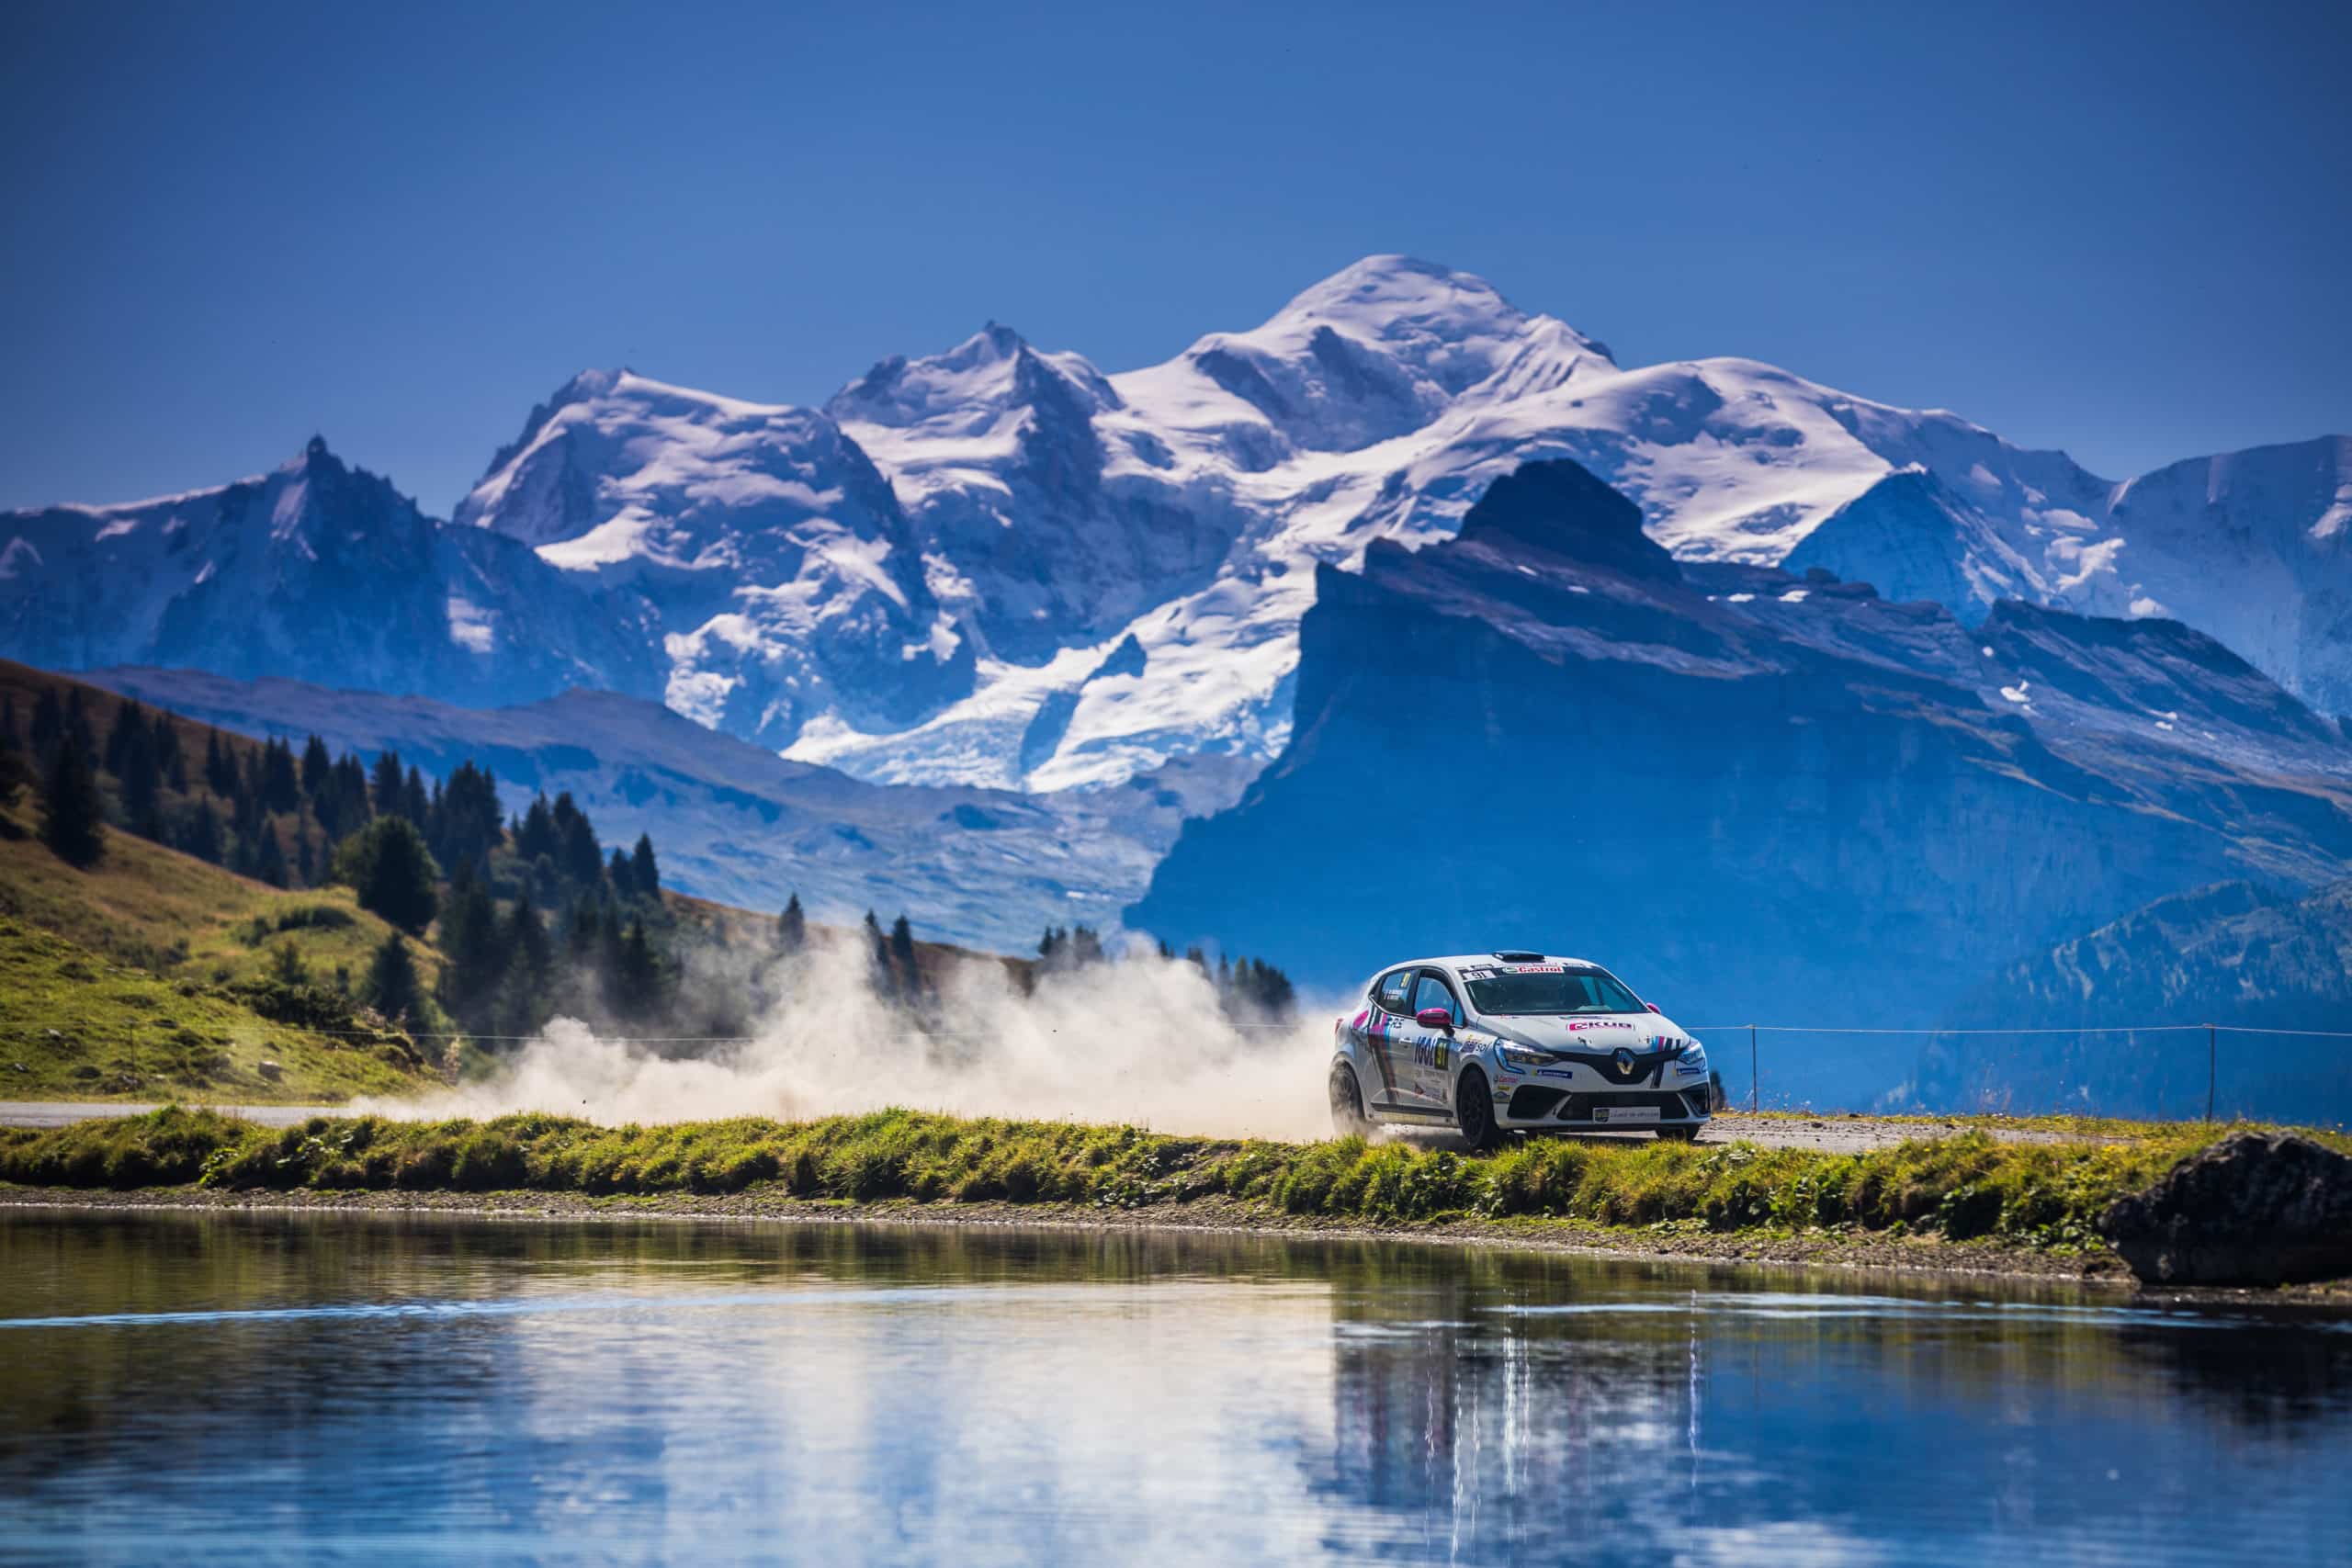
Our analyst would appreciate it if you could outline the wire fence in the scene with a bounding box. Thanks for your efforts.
[1681,1021,2352,1123]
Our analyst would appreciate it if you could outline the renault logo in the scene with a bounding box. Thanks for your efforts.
[1612,1047,1634,1076]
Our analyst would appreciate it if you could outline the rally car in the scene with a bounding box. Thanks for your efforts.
[1329,952,1713,1148]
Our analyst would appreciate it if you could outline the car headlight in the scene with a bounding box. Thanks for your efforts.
[1497,1043,1549,1069]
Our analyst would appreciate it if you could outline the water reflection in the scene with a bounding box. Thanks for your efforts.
[1,1212,2347,1565]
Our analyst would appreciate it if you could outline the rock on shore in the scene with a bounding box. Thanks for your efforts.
[2099,1132,2352,1284]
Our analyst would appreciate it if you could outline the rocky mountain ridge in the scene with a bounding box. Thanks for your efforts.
[7,256,2346,798]
[1125,459,2352,1106]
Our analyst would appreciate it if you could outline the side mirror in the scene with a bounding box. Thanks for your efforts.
[1645,1002,1661,1013]
[1415,1006,1455,1032]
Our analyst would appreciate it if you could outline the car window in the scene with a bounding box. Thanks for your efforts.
[1411,971,1463,1025]
[1459,964,1645,1016]
[1375,968,1414,1013]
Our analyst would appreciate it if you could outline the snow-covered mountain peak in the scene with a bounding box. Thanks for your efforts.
[455,367,896,564]
[1111,254,1614,458]
[828,322,1119,437]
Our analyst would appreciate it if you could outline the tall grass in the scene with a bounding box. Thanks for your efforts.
[0,1107,2253,1251]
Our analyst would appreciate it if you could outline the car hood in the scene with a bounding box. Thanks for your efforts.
[1484,1014,1696,1054]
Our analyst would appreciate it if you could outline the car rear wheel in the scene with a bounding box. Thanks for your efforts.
[1656,1124,1700,1143]
[1455,1066,1500,1153]
[1329,1062,1372,1138]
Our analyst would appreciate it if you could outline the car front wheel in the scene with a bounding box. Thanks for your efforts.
[1455,1066,1500,1153]
[1329,1062,1372,1138]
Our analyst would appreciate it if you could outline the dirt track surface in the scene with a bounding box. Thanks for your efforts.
[0,1101,330,1130]
[1376,1111,2095,1156]
[0,1101,2098,1153]
[1694,1112,2086,1154]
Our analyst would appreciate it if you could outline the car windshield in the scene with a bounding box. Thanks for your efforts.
[1460,964,1645,1016]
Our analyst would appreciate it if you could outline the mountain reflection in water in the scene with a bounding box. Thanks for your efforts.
[1,1212,2346,1564]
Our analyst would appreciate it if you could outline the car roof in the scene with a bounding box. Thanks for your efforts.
[1381,953,1600,973]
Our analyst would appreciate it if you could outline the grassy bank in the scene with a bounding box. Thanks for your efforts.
[2,1107,2301,1256]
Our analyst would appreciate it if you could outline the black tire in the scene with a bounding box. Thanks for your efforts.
[1656,1124,1700,1143]
[1455,1066,1500,1153]
[1329,1061,1372,1138]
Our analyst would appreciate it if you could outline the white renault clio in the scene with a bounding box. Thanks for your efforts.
[1329,952,1713,1148]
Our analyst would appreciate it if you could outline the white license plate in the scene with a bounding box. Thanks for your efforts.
[1593,1106,1659,1124]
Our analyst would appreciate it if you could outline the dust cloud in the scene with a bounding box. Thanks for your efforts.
[364,931,1344,1141]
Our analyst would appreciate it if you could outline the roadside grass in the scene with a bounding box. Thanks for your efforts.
[0,917,438,1103]
[0,1107,2304,1253]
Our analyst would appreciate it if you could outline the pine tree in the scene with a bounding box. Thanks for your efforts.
[29,689,62,761]
[0,745,29,814]
[117,718,164,839]
[889,913,918,988]
[514,795,560,864]
[776,893,806,953]
[254,817,289,887]
[565,894,600,963]
[597,897,626,976]
[177,799,224,864]
[615,917,662,1021]
[104,698,145,776]
[436,870,504,1025]
[300,735,333,799]
[151,711,182,787]
[630,834,660,898]
[332,817,442,934]
[493,893,555,1036]
[607,846,636,898]
[295,806,317,886]
[204,730,236,796]
[62,690,96,766]
[402,766,429,827]
[548,790,601,888]
[261,737,300,814]
[269,939,311,987]
[865,910,891,993]
[38,742,106,868]
[370,750,406,819]
[364,931,421,1026]
[505,893,554,990]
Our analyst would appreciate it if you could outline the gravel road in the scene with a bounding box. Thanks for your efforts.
[0,1101,333,1130]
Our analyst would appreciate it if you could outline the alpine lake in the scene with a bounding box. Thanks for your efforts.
[2,1208,2347,1564]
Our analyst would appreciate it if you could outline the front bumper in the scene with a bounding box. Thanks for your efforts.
[1497,1083,1713,1129]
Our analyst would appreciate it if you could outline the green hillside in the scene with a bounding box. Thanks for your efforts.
[0,913,432,1101]
[0,662,447,1103]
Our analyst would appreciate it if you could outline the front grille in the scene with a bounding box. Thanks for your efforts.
[1506,1085,1566,1121]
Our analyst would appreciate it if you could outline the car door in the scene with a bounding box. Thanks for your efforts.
[1362,966,1417,1105]
[1407,969,1464,1108]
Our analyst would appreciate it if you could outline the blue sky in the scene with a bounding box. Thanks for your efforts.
[3,0,2346,515]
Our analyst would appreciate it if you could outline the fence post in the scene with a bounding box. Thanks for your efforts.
[1749,1023,1758,1113]
[2205,1022,2215,1122]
